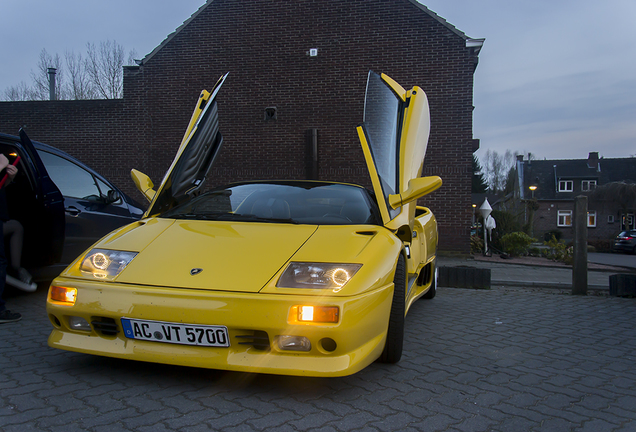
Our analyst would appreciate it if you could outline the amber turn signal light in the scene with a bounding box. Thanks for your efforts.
[288,305,339,324]
[49,286,77,305]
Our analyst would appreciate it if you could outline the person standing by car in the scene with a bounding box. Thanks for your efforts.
[0,154,21,323]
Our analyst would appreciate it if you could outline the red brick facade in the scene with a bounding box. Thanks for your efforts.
[0,0,480,253]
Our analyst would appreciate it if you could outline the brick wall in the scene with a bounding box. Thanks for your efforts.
[0,0,478,253]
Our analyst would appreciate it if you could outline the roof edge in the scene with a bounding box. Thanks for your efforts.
[407,0,470,40]
[139,0,212,66]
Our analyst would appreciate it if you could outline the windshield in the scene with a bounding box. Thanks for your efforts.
[161,181,381,225]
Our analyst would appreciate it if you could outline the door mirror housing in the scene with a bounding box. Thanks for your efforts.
[106,189,120,204]
[131,169,156,202]
[388,176,442,209]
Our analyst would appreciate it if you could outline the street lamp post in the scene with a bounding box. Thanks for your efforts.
[479,199,492,255]
[528,185,538,236]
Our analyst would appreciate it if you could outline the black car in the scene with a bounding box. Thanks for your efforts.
[613,230,636,254]
[0,130,145,279]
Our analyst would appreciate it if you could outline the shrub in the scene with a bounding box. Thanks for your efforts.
[489,210,521,251]
[491,210,521,236]
[543,236,572,265]
[544,229,562,242]
[471,235,484,255]
[588,239,612,253]
[500,232,536,257]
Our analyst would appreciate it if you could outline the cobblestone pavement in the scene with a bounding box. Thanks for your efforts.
[2,285,636,432]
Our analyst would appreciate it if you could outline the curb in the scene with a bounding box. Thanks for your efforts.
[439,281,608,291]
[492,280,607,291]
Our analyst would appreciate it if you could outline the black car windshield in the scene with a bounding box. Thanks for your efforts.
[161,181,381,225]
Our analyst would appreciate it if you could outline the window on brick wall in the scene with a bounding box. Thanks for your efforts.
[557,210,572,227]
[608,215,615,223]
[581,180,597,191]
[558,180,573,192]
[587,211,597,227]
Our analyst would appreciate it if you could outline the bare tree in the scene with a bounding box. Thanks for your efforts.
[2,41,137,101]
[482,149,519,194]
[65,50,97,100]
[3,81,36,101]
[86,40,125,99]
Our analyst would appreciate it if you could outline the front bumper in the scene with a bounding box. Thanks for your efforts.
[46,277,394,377]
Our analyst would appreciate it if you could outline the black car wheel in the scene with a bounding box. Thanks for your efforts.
[380,253,406,364]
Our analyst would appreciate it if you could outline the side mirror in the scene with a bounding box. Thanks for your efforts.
[131,169,156,202]
[106,189,120,204]
[388,176,442,209]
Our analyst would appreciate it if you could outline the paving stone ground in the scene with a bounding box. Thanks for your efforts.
[2,284,636,431]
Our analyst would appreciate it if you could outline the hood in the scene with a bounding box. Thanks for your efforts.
[111,220,318,292]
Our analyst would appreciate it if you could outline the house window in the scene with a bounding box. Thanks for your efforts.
[587,211,596,227]
[581,180,597,191]
[558,180,573,192]
[608,215,615,223]
[557,210,572,227]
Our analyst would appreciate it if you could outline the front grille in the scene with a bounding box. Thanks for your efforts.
[236,330,270,350]
[92,317,119,336]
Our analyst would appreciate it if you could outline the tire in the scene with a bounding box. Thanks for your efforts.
[380,254,406,364]
[422,264,437,300]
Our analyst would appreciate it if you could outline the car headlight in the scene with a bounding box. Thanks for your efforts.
[277,262,362,290]
[79,249,138,280]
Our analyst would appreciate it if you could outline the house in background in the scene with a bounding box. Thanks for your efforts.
[515,152,636,243]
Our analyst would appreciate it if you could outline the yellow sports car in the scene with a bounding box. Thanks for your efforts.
[46,71,441,377]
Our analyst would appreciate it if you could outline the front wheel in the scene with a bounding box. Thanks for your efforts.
[379,254,406,364]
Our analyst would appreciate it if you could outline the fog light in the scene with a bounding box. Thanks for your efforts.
[49,286,77,305]
[277,335,311,351]
[288,305,339,324]
[68,316,91,331]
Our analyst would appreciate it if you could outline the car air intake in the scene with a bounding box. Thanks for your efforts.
[91,317,120,336]
[236,330,270,350]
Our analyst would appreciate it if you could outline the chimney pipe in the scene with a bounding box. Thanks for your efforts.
[48,67,57,100]
[587,151,600,171]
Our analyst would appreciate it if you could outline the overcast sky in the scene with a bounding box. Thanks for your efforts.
[1,0,635,161]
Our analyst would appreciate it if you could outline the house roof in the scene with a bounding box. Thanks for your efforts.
[138,0,484,66]
[518,155,636,201]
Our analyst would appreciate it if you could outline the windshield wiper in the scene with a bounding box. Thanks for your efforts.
[166,212,299,224]
[167,212,229,220]
[221,213,299,224]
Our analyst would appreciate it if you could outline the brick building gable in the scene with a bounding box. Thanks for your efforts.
[0,0,482,253]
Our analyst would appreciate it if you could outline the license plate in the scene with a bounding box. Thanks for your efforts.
[121,318,230,347]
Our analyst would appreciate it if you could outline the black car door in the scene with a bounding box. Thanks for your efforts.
[3,130,66,267]
[35,149,137,263]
